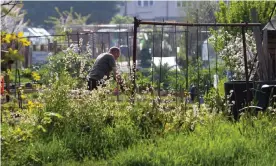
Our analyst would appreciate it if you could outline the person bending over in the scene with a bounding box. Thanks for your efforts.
[87,47,124,91]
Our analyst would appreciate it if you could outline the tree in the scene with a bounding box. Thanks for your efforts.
[22,1,120,27]
[110,14,133,24]
[216,1,275,25]
[211,1,276,51]
[210,1,276,81]
[45,7,91,34]
[44,7,91,42]
[1,0,28,33]
[1,0,19,18]
[186,1,219,23]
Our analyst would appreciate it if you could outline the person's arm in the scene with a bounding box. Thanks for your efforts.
[112,67,118,81]
[113,67,123,84]
[108,55,126,91]
[109,57,123,85]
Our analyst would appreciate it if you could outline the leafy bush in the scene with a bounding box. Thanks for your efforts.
[204,77,227,113]
[42,45,94,87]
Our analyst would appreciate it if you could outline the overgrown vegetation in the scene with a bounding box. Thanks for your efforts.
[2,1,276,166]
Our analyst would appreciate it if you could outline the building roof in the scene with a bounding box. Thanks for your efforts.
[97,28,128,32]
[23,27,52,45]
[263,17,276,31]
[23,27,51,37]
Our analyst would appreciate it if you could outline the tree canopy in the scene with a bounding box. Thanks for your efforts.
[22,1,120,27]
[186,1,219,23]
[215,1,276,24]
[109,15,133,24]
[45,7,91,34]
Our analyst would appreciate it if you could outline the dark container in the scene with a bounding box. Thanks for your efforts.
[25,82,33,88]
[253,81,276,110]
[224,81,254,120]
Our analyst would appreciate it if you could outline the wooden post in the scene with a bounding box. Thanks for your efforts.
[33,45,36,51]
[263,28,272,80]
[53,41,57,54]
[24,46,29,67]
[242,26,250,104]
[66,32,70,47]
[48,39,51,52]
[132,17,139,103]
[30,46,32,66]
[40,45,44,51]
[251,8,268,81]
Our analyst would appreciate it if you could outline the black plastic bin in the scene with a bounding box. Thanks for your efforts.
[224,81,254,120]
[254,81,276,110]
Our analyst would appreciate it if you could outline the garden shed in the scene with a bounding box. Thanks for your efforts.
[262,17,276,79]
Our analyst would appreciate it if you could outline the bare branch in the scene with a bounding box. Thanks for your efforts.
[1,1,13,6]
[1,0,20,18]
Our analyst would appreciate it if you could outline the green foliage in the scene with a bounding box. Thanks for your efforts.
[216,1,275,24]
[45,7,91,41]
[204,77,227,113]
[186,1,219,23]
[209,1,276,66]
[215,1,276,34]
[23,1,120,27]
[2,70,276,165]
[136,70,153,91]
[139,48,151,68]
[109,15,133,24]
[1,89,65,166]
[100,113,276,166]
[152,63,175,90]
[21,68,32,78]
[2,71,178,165]
[6,69,32,83]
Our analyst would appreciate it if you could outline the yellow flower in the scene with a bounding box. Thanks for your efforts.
[31,72,41,81]
[17,32,24,37]
[24,40,31,46]
[12,50,18,55]
[36,103,43,108]
[8,48,18,55]
[21,94,26,99]
[10,33,16,40]
[4,34,11,43]
[27,100,35,109]
[19,38,31,46]
[7,34,12,39]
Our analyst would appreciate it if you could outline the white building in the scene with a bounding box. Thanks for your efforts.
[23,27,53,45]
[119,1,197,21]
[23,27,53,64]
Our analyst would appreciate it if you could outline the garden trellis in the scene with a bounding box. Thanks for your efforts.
[132,17,262,107]
[7,20,264,110]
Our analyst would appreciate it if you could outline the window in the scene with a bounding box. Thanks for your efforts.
[177,1,188,8]
[138,0,142,6]
[144,0,148,6]
[138,0,153,7]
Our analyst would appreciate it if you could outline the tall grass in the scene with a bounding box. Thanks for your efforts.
[2,72,276,166]
[71,114,276,166]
